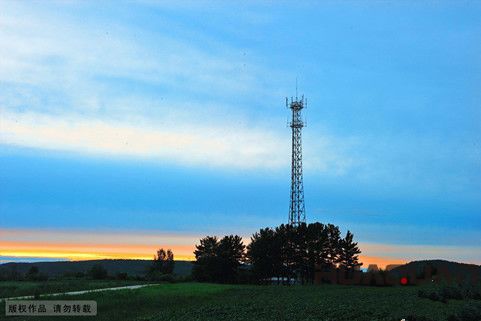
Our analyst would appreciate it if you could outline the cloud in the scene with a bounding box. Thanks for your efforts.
[0,110,290,169]
[1,108,355,173]
[1,108,354,173]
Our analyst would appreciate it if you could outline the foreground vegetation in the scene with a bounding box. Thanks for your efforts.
[2,282,481,321]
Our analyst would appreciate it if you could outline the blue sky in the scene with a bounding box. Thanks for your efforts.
[0,1,480,265]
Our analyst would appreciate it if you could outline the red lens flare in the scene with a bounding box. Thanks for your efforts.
[400,277,408,285]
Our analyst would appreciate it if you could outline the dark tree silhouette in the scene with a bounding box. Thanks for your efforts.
[326,224,341,267]
[247,222,361,284]
[193,235,245,283]
[276,224,296,283]
[247,227,282,283]
[194,236,218,259]
[338,230,362,271]
[291,223,309,284]
[193,236,220,282]
[217,235,246,283]
[152,248,175,274]
[306,222,329,281]
[196,223,362,285]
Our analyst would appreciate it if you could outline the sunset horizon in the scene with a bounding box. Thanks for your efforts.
[2,226,480,270]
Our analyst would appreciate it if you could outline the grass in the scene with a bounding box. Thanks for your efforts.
[0,279,153,299]
[1,282,479,321]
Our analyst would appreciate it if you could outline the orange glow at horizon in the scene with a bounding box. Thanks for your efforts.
[1,234,406,268]
[2,246,404,268]
[359,255,407,269]
[1,250,195,262]
[0,228,201,261]
[0,241,196,261]
[3,228,477,269]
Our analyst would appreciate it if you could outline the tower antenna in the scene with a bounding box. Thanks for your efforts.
[295,77,298,99]
[286,94,306,225]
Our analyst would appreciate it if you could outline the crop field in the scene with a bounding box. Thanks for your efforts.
[2,282,480,321]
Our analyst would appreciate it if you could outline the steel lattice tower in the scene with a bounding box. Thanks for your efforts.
[287,95,306,225]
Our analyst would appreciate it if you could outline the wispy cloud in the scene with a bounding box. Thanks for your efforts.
[1,109,353,172]
[0,110,286,169]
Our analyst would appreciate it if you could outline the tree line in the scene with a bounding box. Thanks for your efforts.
[193,222,362,284]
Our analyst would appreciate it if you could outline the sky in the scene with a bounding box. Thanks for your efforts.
[1,1,480,268]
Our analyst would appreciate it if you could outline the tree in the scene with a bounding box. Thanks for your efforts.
[247,228,281,281]
[306,222,329,281]
[217,235,246,283]
[247,222,360,284]
[192,235,245,283]
[326,224,341,267]
[192,236,220,282]
[200,223,363,285]
[291,223,309,284]
[152,248,175,274]
[276,224,296,283]
[338,230,362,271]
[194,236,219,259]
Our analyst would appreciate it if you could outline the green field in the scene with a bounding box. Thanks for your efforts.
[2,282,480,321]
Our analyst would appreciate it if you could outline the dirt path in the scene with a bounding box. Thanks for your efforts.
[1,283,160,301]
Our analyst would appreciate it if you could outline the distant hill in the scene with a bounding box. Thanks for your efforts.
[389,259,481,282]
[0,259,193,278]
